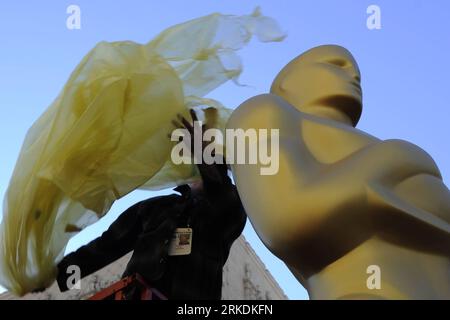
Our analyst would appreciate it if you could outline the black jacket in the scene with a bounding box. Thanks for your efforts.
[56,165,247,300]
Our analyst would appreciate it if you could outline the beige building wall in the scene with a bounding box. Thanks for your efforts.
[0,235,287,300]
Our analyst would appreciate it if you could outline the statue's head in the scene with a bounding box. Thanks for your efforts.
[271,45,362,126]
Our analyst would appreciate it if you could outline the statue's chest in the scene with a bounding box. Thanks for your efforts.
[297,118,377,165]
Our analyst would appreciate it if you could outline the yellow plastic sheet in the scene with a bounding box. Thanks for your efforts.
[0,9,285,295]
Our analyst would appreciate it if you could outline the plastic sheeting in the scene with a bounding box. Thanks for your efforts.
[0,8,285,295]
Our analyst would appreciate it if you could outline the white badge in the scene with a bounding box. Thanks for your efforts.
[168,228,193,256]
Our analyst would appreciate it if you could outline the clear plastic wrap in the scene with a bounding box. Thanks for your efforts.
[0,8,285,295]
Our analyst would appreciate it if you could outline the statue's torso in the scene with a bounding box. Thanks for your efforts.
[228,94,450,286]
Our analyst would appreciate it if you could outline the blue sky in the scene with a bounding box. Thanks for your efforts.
[1,1,449,300]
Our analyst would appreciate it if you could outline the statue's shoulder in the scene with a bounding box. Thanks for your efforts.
[227,93,297,129]
[375,139,441,176]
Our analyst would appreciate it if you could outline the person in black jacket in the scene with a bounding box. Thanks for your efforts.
[56,110,247,300]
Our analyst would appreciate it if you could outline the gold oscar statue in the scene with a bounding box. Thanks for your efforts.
[227,45,450,299]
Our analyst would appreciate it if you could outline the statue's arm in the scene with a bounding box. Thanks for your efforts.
[226,94,315,250]
[393,173,450,226]
[369,167,450,244]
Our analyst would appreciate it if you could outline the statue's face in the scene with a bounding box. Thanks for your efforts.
[271,45,362,126]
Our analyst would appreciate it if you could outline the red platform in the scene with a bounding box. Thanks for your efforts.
[88,274,167,300]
